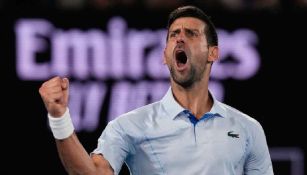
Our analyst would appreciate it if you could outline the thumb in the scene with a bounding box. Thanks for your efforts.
[62,77,69,90]
[61,77,69,105]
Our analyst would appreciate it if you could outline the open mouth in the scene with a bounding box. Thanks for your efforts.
[175,50,188,66]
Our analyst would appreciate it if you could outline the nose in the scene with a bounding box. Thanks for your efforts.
[176,32,185,44]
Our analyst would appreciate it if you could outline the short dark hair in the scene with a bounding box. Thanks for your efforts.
[166,5,218,46]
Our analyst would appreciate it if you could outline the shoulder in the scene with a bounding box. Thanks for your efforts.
[119,100,162,121]
[219,101,264,132]
[107,100,163,133]
[219,102,268,151]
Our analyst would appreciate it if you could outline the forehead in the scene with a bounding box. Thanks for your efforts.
[169,17,206,31]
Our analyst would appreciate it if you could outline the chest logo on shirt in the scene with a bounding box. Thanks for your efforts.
[227,131,239,138]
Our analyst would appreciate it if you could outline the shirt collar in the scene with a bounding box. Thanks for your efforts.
[161,87,186,119]
[161,87,227,119]
[209,91,227,118]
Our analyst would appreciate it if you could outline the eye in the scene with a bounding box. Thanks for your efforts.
[169,31,178,38]
[186,30,197,37]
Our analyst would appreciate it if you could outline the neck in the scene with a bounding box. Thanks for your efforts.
[171,79,213,119]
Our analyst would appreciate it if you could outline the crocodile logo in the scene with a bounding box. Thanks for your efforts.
[227,131,239,138]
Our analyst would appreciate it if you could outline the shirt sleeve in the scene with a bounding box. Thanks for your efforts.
[91,120,131,175]
[244,121,274,175]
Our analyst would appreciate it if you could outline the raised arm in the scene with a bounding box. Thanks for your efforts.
[39,76,114,175]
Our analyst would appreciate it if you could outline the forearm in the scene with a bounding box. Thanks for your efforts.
[39,77,113,174]
[55,133,98,175]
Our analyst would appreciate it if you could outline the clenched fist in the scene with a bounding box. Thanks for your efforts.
[39,76,69,117]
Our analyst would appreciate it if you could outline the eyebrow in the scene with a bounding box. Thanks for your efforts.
[169,28,200,33]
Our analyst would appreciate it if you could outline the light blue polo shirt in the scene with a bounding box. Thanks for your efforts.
[92,87,274,175]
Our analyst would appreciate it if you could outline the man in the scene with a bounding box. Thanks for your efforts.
[39,5,274,175]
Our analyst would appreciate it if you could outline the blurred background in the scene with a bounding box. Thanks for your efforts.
[2,0,307,174]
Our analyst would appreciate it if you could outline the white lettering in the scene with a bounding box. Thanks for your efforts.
[15,19,53,80]
[69,82,107,131]
[108,81,169,121]
[15,18,260,132]
[147,30,170,79]
[15,18,260,81]
[109,17,126,79]
[211,29,260,80]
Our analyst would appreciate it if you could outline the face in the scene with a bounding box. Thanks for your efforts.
[164,17,214,89]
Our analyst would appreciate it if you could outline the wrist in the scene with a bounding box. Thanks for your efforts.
[48,108,74,140]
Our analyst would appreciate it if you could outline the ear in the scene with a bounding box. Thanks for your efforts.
[163,48,167,65]
[208,46,219,62]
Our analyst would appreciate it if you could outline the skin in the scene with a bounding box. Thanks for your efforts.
[39,76,113,175]
[38,17,219,175]
[164,17,219,119]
